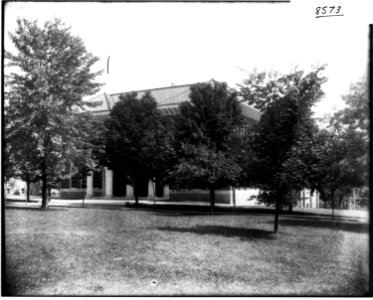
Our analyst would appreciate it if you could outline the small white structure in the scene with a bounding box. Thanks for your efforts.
[233,188,262,206]
[298,189,320,208]
[5,179,26,196]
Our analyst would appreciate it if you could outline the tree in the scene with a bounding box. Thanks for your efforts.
[239,66,326,232]
[103,91,174,205]
[171,143,242,215]
[308,129,367,218]
[5,18,102,208]
[309,78,369,215]
[332,77,369,134]
[4,109,41,202]
[332,77,369,190]
[172,80,244,214]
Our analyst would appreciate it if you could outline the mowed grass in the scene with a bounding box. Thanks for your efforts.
[4,205,370,296]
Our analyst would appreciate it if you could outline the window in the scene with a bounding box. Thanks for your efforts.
[61,178,70,189]
[71,168,88,189]
[82,176,87,189]
[234,122,251,136]
[71,174,81,189]
[93,169,102,189]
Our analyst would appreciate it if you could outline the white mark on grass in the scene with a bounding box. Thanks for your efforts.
[113,257,123,261]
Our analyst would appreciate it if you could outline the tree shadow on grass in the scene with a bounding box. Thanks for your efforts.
[126,202,276,217]
[278,217,369,234]
[5,206,67,212]
[157,225,276,240]
[282,213,367,223]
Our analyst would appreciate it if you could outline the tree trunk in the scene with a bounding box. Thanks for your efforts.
[48,187,51,202]
[274,190,281,233]
[288,203,293,212]
[331,189,335,220]
[338,194,342,210]
[210,187,215,216]
[41,172,48,209]
[26,180,30,203]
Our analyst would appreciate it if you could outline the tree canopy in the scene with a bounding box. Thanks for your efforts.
[4,18,102,207]
[240,66,326,232]
[172,81,244,214]
[175,80,242,151]
[309,77,369,213]
[103,91,174,204]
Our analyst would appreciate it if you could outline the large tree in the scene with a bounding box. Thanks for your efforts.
[103,92,174,205]
[309,77,369,214]
[332,77,369,190]
[172,80,244,214]
[239,66,326,233]
[5,18,102,208]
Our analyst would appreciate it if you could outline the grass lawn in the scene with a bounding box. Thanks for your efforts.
[4,205,370,296]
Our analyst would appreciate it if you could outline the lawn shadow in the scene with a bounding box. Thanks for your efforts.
[126,202,275,217]
[157,225,276,240]
[283,213,367,223]
[278,217,369,234]
[5,206,67,212]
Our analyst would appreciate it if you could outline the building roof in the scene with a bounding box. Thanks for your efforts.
[84,83,261,121]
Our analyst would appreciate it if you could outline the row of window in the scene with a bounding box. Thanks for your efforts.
[61,166,102,189]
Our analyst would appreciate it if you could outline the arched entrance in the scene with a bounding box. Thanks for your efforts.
[155,182,164,198]
[134,178,148,198]
[92,168,103,196]
[113,170,126,197]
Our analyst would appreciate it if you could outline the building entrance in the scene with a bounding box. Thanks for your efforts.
[113,170,126,197]
[134,179,148,198]
[155,182,163,198]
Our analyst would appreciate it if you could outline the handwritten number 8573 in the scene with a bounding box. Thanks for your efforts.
[316,6,341,15]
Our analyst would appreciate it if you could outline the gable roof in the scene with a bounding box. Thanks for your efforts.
[83,83,261,121]
[109,84,191,108]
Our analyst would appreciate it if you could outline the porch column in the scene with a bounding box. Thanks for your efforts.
[86,173,93,197]
[148,180,155,199]
[126,185,134,199]
[104,167,113,198]
[163,185,170,199]
[232,187,236,208]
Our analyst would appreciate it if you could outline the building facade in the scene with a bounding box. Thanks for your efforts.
[298,189,321,208]
[46,82,261,204]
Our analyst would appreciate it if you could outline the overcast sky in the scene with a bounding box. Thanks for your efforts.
[4,0,373,118]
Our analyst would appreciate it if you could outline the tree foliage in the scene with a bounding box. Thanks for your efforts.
[4,105,41,201]
[172,81,244,214]
[309,78,369,213]
[103,92,174,204]
[240,66,326,232]
[175,80,242,150]
[332,77,369,134]
[5,18,102,207]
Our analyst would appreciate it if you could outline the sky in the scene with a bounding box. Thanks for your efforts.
[4,0,373,118]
